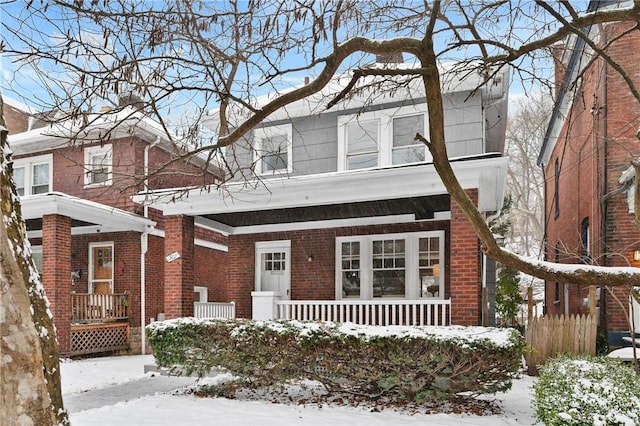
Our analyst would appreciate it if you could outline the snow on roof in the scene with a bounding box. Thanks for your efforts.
[1,94,36,114]
[204,62,508,132]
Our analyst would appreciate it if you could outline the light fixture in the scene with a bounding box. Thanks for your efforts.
[634,250,640,261]
[307,254,314,262]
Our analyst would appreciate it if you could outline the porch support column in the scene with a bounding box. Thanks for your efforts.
[164,215,194,319]
[449,189,481,326]
[42,214,71,354]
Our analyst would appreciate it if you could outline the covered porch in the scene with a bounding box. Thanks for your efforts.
[138,156,508,327]
[21,192,155,356]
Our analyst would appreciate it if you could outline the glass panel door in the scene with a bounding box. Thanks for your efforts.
[90,243,113,294]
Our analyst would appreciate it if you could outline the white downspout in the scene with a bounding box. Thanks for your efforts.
[140,136,160,354]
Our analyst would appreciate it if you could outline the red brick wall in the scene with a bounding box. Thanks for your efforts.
[194,245,228,302]
[449,189,481,326]
[42,214,71,354]
[164,215,194,318]
[145,235,165,322]
[227,221,457,320]
[544,22,638,331]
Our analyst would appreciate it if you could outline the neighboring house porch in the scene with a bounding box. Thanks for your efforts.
[21,192,154,356]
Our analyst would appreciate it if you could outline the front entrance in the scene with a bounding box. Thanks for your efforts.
[89,242,114,294]
[255,240,291,300]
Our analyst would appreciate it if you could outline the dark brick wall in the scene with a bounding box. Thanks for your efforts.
[544,22,638,331]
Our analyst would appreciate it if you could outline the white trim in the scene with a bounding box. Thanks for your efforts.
[20,192,155,234]
[253,124,293,175]
[84,144,113,187]
[143,228,229,252]
[193,286,208,303]
[13,154,53,196]
[337,104,429,171]
[335,231,445,301]
[137,155,509,216]
[88,242,114,294]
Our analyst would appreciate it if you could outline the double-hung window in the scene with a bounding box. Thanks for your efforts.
[13,154,52,196]
[338,104,428,171]
[84,144,112,187]
[336,231,444,300]
[253,124,293,175]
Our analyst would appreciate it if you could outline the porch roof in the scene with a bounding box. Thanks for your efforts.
[20,192,155,237]
[135,154,508,233]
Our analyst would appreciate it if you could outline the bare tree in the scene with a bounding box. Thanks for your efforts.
[3,1,640,418]
[505,93,550,258]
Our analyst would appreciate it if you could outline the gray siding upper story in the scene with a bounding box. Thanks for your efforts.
[226,88,491,180]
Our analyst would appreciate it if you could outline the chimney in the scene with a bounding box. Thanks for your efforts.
[118,93,145,112]
[376,52,404,64]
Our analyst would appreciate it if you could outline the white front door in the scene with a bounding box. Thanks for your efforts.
[255,241,291,300]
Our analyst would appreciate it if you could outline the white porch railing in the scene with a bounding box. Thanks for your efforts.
[276,299,451,326]
[194,301,236,319]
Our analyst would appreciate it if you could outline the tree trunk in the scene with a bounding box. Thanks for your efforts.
[0,95,68,425]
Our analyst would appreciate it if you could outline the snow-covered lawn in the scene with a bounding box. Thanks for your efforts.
[61,354,537,425]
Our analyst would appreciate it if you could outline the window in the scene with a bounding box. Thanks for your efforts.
[253,124,292,175]
[84,145,112,186]
[336,231,444,299]
[392,114,425,164]
[580,218,590,264]
[346,120,379,170]
[89,243,113,294]
[554,158,560,219]
[13,154,52,196]
[554,245,560,305]
[31,246,43,276]
[338,105,428,171]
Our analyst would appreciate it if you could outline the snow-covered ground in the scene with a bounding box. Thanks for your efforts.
[61,354,538,425]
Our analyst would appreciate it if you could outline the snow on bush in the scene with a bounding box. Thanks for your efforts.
[147,318,525,403]
[533,354,640,426]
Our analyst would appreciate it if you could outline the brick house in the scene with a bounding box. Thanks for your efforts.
[538,11,640,345]
[3,98,224,356]
[139,61,510,326]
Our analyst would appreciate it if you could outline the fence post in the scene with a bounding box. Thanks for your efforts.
[589,286,596,316]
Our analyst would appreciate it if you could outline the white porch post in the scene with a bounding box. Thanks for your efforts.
[252,291,279,320]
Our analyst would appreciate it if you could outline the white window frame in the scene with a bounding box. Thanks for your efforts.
[84,144,113,187]
[335,230,445,300]
[253,124,293,175]
[88,242,114,294]
[337,104,429,171]
[12,154,53,196]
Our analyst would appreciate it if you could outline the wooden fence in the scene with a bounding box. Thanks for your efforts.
[525,313,597,374]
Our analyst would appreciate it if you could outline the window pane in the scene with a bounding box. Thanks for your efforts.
[392,145,425,164]
[373,270,405,297]
[419,236,442,298]
[260,134,288,172]
[347,153,377,170]
[32,163,50,193]
[89,153,110,184]
[14,166,25,195]
[393,115,424,147]
[342,271,360,297]
[347,121,377,154]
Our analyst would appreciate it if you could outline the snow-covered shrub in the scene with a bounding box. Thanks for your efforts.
[147,318,524,403]
[534,354,640,426]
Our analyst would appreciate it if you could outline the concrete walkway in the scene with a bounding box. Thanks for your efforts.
[64,375,199,413]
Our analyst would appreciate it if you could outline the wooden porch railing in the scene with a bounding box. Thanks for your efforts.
[194,301,236,319]
[71,292,129,324]
[276,299,451,326]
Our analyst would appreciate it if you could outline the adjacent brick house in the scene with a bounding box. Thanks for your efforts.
[3,98,224,355]
[538,8,640,344]
[140,61,510,326]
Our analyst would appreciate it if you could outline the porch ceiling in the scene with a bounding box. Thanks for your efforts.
[20,192,155,236]
[201,194,451,227]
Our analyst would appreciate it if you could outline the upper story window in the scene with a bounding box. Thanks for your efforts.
[13,154,52,196]
[84,144,112,187]
[338,104,428,171]
[253,124,292,175]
